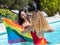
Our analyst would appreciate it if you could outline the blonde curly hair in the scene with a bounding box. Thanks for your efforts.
[31,11,53,37]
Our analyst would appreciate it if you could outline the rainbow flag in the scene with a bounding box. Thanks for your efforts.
[2,17,33,44]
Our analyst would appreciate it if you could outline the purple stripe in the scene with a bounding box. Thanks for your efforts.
[8,38,25,44]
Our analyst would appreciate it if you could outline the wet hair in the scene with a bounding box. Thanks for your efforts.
[18,9,26,25]
[18,9,30,25]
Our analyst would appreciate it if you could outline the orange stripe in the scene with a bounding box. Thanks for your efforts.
[3,18,24,29]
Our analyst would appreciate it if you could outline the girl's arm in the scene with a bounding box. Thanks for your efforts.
[21,25,34,34]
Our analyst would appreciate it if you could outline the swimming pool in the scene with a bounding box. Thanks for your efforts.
[0,20,60,45]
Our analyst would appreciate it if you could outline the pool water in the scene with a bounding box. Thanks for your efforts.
[0,21,60,45]
[45,22,60,44]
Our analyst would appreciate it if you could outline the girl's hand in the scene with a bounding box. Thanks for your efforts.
[22,20,32,27]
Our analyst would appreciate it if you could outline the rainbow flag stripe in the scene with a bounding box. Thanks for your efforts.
[2,17,33,44]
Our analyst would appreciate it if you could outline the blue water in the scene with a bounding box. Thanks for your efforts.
[0,21,60,45]
[45,22,60,44]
